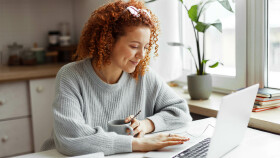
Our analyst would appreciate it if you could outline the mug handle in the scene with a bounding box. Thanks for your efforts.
[126,125,134,135]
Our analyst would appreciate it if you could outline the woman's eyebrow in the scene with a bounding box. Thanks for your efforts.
[130,41,141,44]
[130,41,150,45]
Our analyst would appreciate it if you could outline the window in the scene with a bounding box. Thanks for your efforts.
[267,0,280,89]
[204,1,236,77]
[146,0,183,82]
[181,0,246,92]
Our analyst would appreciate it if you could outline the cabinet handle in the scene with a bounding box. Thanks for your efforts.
[0,99,6,106]
[1,135,8,143]
[36,86,44,93]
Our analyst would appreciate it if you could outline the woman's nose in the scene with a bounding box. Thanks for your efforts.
[136,48,145,59]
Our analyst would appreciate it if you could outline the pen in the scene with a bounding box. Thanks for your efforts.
[130,109,142,121]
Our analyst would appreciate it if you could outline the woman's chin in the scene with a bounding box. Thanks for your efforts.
[124,67,136,74]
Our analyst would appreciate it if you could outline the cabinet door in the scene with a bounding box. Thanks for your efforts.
[29,78,55,152]
[0,118,33,157]
[0,81,30,120]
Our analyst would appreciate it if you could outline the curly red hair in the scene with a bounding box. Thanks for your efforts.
[73,0,160,79]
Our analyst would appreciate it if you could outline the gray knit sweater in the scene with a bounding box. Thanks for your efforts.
[41,58,192,156]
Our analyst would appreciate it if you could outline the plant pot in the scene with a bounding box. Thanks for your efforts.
[187,74,212,100]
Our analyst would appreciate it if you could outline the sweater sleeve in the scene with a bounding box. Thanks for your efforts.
[146,72,193,133]
[52,66,133,156]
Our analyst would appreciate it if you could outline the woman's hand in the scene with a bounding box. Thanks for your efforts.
[132,133,190,152]
[125,115,155,138]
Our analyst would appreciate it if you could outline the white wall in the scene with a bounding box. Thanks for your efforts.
[0,0,75,64]
[73,0,112,43]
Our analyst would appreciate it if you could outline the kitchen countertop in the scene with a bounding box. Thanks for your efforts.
[0,63,66,83]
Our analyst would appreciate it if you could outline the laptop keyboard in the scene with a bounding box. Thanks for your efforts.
[172,138,211,158]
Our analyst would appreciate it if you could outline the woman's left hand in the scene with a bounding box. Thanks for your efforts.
[125,115,152,138]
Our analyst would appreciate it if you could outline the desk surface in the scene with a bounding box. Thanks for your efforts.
[171,87,280,134]
[15,118,280,158]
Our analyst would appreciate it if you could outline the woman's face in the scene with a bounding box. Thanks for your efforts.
[110,26,151,73]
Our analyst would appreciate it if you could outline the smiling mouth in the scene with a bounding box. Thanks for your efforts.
[130,61,139,66]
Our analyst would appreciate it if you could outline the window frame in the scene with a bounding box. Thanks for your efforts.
[247,0,267,88]
[264,0,280,89]
[210,0,247,92]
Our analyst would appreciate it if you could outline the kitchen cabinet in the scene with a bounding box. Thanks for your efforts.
[0,77,56,157]
[0,118,33,157]
[29,78,56,152]
[0,81,30,120]
[0,81,33,157]
[0,61,62,157]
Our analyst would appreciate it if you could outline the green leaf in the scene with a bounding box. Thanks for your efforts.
[179,0,183,3]
[188,5,198,22]
[145,0,157,3]
[202,60,209,64]
[195,22,210,33]
[211,20,222,32]
[197,0,216,20]
[217,0,234,13]
[195,20,222,33]
[196,0,233,21]
[209,62,223,68]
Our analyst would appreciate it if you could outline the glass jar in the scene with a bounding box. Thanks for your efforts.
[8,42,23,66]
[48,31,60,46]
[32,47,45,64]
[21,49,36,65]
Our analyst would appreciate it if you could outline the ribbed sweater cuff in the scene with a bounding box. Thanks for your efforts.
[147,115,166,133]
[113,135,133,154]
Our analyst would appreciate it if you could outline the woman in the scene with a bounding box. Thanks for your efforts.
[41,0,192,156]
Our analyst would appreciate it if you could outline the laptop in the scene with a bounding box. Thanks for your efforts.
[144,84,259,158]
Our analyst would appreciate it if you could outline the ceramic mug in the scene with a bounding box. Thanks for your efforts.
[108,119,133,135]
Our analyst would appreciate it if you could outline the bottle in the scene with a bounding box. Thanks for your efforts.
[59,22,71,46]
[59,22,70,36]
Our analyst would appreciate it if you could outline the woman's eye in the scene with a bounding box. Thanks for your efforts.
[130,46,138,49]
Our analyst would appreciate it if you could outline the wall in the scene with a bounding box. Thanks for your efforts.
[0,0,116,65]
[0,0,75,64]
[73,0,113,43]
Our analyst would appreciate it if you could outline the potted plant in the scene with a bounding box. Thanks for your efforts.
[168,0,233,100]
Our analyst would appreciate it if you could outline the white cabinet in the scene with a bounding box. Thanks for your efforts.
[0,76,57,157]
[0,81,30,120]
[0,81,33,157]
[29,78,56,152]
[0,118,33,157]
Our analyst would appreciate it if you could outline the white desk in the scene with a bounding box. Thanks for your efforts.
[15,118,280,158]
